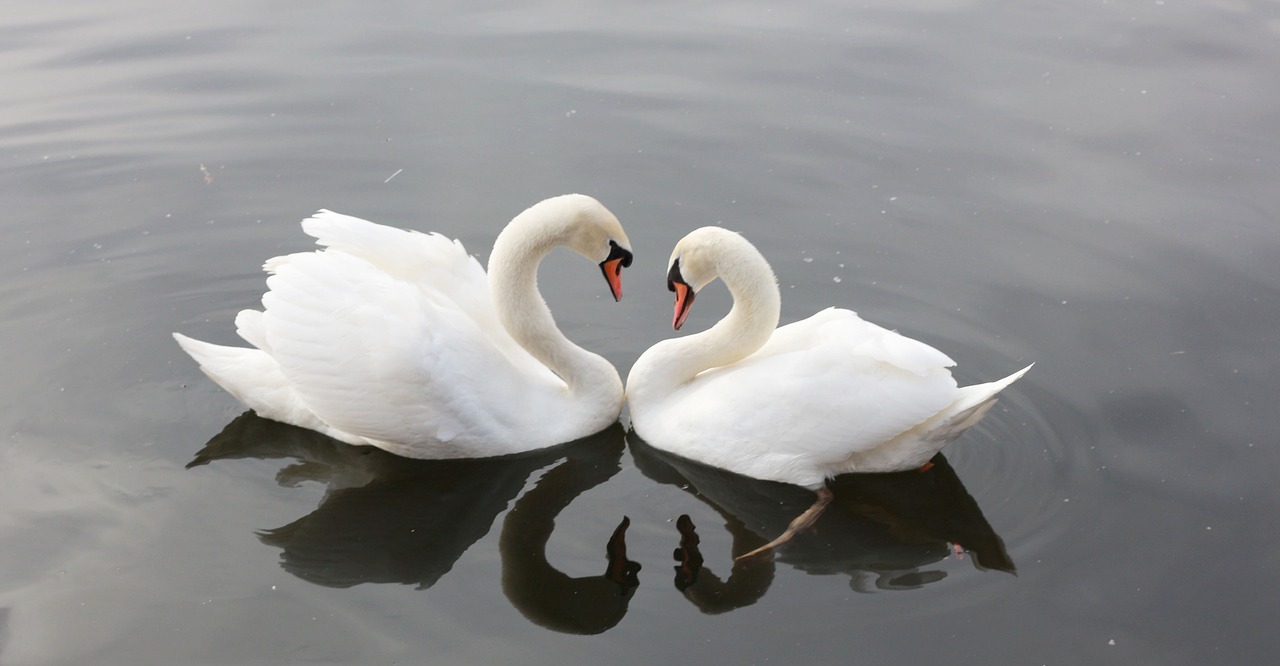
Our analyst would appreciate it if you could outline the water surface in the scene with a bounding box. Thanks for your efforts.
[3,1,1279,664]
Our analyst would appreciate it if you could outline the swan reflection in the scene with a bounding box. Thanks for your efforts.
[189,413,637,633]
[628,433,1013,612]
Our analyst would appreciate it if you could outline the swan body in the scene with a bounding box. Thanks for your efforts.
[626,226,1031,489]
[175,194,634,458]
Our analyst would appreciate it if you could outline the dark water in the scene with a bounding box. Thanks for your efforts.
[3,1,1279,664]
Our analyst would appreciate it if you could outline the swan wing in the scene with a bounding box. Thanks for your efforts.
[292,211,486,307]
[276,212,502,347]
[666,309,959,482]
[255,228,561,455]
[271,211,550,381]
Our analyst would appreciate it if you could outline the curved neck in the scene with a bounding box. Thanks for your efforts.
[634,241,781,394]
[487,210,615,392]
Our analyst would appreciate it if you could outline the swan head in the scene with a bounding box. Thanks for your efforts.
[557,195,634,302]
[665,226,754,330]
[500,194,634,301]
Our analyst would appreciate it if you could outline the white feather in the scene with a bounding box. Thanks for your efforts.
[175,195,632,458]
[626,227,1031,488]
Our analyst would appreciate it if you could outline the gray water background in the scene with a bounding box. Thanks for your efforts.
[3,1,1279,664]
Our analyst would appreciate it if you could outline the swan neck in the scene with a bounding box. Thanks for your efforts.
[488,211,614,392]
[704,264,781,366]
[636,243,781,393]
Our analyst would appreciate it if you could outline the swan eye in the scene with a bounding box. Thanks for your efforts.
[607,240,633,268]
[666,258,685,292]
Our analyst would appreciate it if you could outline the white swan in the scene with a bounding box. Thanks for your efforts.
[626,227,1030,556]
[174,194,634,459]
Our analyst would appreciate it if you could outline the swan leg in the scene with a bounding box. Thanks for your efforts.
[735,487,834,561]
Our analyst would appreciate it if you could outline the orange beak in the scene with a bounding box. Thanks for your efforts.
[672,281,695,330]
[601,256,626,302]
[599,241,632,302]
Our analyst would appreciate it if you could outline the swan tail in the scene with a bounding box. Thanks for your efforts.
[172,332,339,438]
[910,362,1034,448]
[836,363,1032,473]
[937,362,1033,438]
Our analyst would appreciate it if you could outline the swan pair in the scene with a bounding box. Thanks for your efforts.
[175,194,1029,492]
